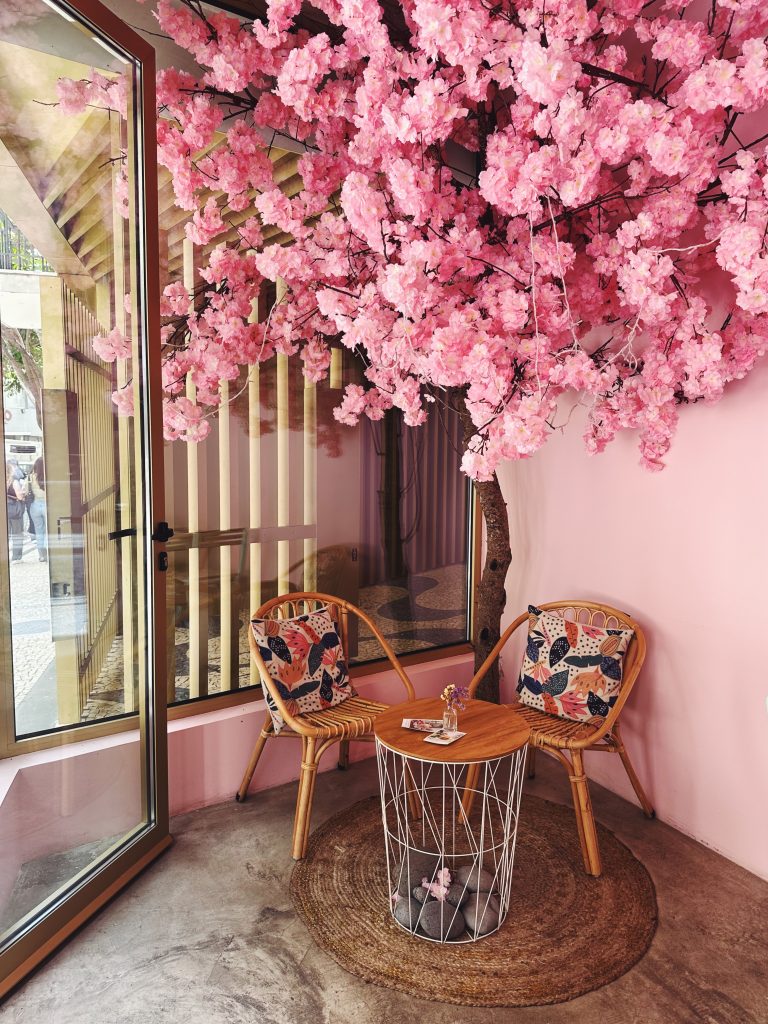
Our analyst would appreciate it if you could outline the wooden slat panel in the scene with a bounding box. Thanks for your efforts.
[218,379,233,690]
[248,291,262,686]
[276,281,290,594]
[45,279,121,720]
[183,238,207,699]
[303,377,317,591]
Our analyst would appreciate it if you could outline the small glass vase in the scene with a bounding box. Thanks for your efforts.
[443,707,458,733]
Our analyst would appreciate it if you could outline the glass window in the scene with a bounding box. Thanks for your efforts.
[0,5,155,742]
[163,278,472,706]
[0,0,164,963]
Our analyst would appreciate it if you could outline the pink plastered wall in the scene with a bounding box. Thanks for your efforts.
[495,360,768,881]
[168,651,474,816]
[0,653,472,906]
[0,733,142,913]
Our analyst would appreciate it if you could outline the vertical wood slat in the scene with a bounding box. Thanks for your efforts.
[248,295,262,686]
[276,278,290,594]
[41,281,82,724]
[218,379,232,690]
[183,238,207,699]
[45,283,120,720]
[248,368,261,686]
[329,347,342,390]
[303,378,317,591]
[111,117,136,713]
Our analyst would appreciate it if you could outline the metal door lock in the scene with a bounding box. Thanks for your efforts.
[152,521,175,543]
[158,551,169,572]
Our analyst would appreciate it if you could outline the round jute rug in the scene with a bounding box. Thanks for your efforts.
[291,794,657,1007]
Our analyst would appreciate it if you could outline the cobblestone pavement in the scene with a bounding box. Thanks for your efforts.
[8,543,469,724]
[7,532,55,709]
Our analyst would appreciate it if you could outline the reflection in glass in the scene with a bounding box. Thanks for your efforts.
[0,0,153,950]
[161,283,471,704]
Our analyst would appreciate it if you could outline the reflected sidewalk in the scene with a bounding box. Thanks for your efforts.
[9,535,56,736]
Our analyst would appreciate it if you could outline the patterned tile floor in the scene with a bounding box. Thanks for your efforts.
[10,558,469,728]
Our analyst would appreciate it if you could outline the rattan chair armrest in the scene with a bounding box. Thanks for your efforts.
[248,592,416,736]
[467,610,530,698]
[348,603,416,702]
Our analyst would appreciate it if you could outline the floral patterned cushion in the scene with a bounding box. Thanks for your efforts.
[517,606,634,723]
[251,606,355,733]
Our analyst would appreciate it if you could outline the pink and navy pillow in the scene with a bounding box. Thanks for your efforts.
[517,605,634,724]
[251,606,355,733]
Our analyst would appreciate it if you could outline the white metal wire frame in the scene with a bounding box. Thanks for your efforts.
[375,740,528,943]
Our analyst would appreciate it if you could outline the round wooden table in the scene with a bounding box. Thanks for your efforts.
[374,697,530,944]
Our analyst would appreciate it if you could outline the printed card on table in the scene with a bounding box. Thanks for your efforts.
[423,730,466,746]
[401,718,444,733]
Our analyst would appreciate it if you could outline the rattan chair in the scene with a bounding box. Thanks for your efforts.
[467,601,654,877]
[235,592,416,860]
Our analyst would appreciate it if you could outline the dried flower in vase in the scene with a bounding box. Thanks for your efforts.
[441,684,469,713]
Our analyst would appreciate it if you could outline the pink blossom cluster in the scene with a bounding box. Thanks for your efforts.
[57,69,127,117]
[92,326,131,363]
[68,0,768,468]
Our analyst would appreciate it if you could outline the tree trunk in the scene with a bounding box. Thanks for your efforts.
[456,394,512,704]
[380,408,409,583]
[471,471,511,703]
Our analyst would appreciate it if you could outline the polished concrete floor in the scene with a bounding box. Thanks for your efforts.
[2,755,767,1024]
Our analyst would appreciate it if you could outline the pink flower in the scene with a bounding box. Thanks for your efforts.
[44,0,767,481]
[421,867,452,901]
[161,282,191,317]
[93,327,131,363]
[111,386,134,417]
[517,36,579,106]
[186,198,226,246]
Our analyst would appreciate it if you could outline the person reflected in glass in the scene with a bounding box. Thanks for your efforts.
[6,459,25,562]
[29,457,47,563]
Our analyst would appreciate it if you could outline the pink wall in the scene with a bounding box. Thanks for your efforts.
[495,360,768,881]
[0,651,472,917]
[0,734,141,914]
[168,651,474,815]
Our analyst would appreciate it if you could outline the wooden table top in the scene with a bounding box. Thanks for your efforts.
[374,697,530,764]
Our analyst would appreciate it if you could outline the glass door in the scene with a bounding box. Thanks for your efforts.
[0,0,168,997]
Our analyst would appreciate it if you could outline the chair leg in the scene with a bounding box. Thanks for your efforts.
[613,725,655,819]
[526,746,537,779]
[569,750,602,877]
[566,754,590,868]
[292,737,318,861]
[337,739,350,771]
[235,715,274,802]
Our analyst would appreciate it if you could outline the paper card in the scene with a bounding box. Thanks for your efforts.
[423,730,466,746]
[401,718,444,733]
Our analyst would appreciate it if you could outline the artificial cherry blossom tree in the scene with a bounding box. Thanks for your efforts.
[79,0,768,699]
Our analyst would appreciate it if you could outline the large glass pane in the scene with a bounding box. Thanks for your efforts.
[0,0,159,952]
[161,274,471,705]
[353,397,471,662]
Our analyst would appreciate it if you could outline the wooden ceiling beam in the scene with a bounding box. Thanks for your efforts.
[82,246,112,279]
[42,110,111,210]
[74,221,110,265]
[67,201,107,247]
[0,138,93,291]
[56,166,110,230]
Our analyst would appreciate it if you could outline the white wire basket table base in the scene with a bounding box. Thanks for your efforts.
[375,739,528,944]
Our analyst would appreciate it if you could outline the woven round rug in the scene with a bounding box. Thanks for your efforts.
[291,794,657,1007]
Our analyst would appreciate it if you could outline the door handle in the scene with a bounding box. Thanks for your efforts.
[151,521,174,543]
[108,528,137,540]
